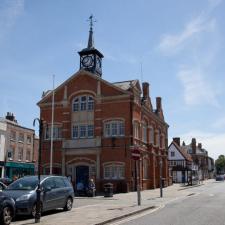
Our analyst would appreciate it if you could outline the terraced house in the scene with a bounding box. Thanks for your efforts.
[0,113,37,179]
[38,20,169,192]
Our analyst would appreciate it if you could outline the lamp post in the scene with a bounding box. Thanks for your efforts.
[33,118,43,223]
[159,158,163,198]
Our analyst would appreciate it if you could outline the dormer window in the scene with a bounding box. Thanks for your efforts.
[72,95,94,112]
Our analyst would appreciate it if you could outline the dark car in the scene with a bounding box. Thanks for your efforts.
[3,175,74,217]
[0,182,7,192]
[0,179,13,186]
[0,192,15,225]
[215,174,225,181]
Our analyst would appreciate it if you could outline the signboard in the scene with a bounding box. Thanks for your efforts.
[131,148,140,160]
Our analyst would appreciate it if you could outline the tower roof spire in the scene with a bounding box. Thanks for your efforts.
[87,14,96,49]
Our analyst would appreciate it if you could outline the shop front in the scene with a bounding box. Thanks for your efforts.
[5,162,35,179]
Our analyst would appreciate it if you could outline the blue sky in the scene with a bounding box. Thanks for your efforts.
[0,0,224,160]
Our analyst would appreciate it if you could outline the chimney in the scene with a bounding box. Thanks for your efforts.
[6,112,15,122]
[191,138,196,154]
[142,82,149,99]
[173,137,180,146]
[156,97,162,111]
[198,143,202,149]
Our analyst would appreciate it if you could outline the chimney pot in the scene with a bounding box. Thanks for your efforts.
[156,97,162,110]
[142,82,149,99]
[173,137,180,146]
[191,138,196,154]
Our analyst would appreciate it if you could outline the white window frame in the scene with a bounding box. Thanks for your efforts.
[72,95,94,112]
[103,163,125,180]
[45,125,62,140]
[72,124,94,139]
[88,96,94,110]
[18,133,24,142]
[149,126,154,144]
[18,147,23,161]
[73,97,79,112]
[79,125,86,138]
[104,120,125,137]
[72,125,79,139]
[142,122,147,143]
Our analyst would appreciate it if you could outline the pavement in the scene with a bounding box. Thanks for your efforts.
[12,180,213,225]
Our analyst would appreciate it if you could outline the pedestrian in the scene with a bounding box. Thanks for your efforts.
[87,178,96,197]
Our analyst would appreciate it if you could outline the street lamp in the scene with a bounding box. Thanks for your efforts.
[159,158,163,198]
[33,118,43,223]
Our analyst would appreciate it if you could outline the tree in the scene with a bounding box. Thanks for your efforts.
[215,155,225,174]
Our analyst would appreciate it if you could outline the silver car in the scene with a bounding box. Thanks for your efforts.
[3,175,74,217]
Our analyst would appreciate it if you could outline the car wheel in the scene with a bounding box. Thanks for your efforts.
[31,203,42,218]
[64,197,73,211]
[1,206,13,225]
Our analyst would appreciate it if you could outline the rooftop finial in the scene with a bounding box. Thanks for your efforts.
[87,14,96,49]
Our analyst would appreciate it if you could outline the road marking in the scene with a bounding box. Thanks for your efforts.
[209,194,214,197]
[109,205,165,225]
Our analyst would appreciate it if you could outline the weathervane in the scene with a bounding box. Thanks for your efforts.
[87,14,96,48]
[87,14,97,31]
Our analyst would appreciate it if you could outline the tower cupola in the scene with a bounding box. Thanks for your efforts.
[78,15,104,77]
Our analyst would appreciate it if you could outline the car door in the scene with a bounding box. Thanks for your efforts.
[53,177,67,208]
[41,177,56,211]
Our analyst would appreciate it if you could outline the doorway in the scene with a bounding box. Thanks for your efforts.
[76,165,89,189]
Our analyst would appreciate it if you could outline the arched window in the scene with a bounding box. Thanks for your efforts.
[73,97,79,112]
[72,95,94,112]
[88,96,94,110]
[80,96,87,111]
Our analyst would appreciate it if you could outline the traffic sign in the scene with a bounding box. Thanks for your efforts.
[131,148,140,160]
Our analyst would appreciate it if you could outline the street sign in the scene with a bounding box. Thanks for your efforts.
[131,148,140,160]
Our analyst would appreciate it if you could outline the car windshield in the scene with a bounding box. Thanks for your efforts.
[7,177,38,190]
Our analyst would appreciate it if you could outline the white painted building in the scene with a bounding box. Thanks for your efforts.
[168,138,193,183]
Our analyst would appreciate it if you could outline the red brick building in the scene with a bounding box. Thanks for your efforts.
[38,20,169,192]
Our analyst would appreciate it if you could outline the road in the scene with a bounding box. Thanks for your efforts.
[113,181,225,225]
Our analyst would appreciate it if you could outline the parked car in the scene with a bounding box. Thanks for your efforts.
[0,192,15,225]
[0,179,13,186]
[0,182,7,192]
[3,175,74,217]
[215,174,225,181]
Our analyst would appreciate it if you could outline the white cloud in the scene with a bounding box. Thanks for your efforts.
[177,67,219,106]
[0,0,24,43]
[158,15,216,55]
[177,130,225,160]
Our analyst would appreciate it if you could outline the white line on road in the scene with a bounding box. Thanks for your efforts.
[109,205,165,225]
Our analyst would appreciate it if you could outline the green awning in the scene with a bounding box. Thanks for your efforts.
[6,162,35,169]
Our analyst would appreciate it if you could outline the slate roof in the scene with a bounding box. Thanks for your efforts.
[112,80,138,91]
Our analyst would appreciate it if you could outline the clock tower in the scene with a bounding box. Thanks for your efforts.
[78,15,104,77]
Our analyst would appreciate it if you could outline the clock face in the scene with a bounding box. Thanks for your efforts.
[96,57,101,71]
[82,55,94,68]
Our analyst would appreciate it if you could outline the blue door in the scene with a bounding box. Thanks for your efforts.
[76,166,89,189]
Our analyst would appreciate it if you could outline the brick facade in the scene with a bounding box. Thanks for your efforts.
[38,70,169,193]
